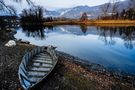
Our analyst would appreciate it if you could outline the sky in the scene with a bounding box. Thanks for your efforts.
[31,0,125,10]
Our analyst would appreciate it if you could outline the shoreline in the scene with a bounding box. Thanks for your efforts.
[0,28,135,90]
[1,43,135,90]
[44,20,135,26]
[57,51,135,77]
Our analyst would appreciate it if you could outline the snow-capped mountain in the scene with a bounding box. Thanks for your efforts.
[44,9,60,17]
[44,0,130,19]
[59,5,100,19]
[0,0,130,19]
[44,5,100,19]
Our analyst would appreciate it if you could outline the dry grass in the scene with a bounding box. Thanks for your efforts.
[44,20,135,26]
[90,20,135,26]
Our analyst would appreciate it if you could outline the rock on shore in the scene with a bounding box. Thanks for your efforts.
[5,40,16,47]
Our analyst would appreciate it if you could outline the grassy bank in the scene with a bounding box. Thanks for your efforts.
[0,43,35,90]
[44,20,135,26]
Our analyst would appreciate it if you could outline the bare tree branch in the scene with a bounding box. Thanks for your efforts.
[0,0,34,15]
[112,0,120,13]
[129,0,135,8]
[101,0,111,16]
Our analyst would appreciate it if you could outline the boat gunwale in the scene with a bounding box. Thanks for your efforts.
[18,46,58,90]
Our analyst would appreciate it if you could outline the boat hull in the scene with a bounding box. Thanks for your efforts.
[18,46,58,90]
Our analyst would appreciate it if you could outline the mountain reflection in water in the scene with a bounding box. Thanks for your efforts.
[15,25,135,75]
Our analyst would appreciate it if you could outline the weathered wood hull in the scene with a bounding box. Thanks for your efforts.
[18,46,58,90]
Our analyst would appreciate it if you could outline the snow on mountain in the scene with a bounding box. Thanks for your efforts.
[59,8,72,16]
[44,0,130,19]
[0,0,130,19]
[44,9,60,17]
[59,5,100,19]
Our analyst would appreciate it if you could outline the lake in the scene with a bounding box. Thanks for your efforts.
[14,25,135,75]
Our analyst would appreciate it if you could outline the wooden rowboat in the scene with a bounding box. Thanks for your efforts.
[18,46,58,90]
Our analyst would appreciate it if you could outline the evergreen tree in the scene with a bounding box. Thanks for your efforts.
[80,12,88,21]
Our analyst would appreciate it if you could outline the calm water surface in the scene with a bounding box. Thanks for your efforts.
[15,25,135,75]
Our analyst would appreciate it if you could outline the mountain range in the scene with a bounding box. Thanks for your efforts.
[44,0,130,19]
[0,0,130,19]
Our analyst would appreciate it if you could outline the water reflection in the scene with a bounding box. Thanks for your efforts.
[21,25,54,40]
[15,25,135,75]
[98,28,116,46]
[98,26,135,49]
[19,24,135,50]
[20,25,135,49]
[80,25,87,34]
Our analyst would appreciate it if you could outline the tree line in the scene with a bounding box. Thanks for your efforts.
[20,6,44,24]
[100,0,135,20]
[99,8,135,20]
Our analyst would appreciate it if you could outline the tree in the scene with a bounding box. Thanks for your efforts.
[120,9,126,19]
[101,0,111,16]
[100,0,120,19]
[129,0,135,9]
[0,0,33,15]
[80,12,88,21]
[111,0,120,14]
[114,12,119,19]
[20,6,44,24]
[126,8,135,20]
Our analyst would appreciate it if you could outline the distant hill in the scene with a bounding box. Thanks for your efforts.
[44,9,60,17]
[44,0,130,19]
[0,0,130,19]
